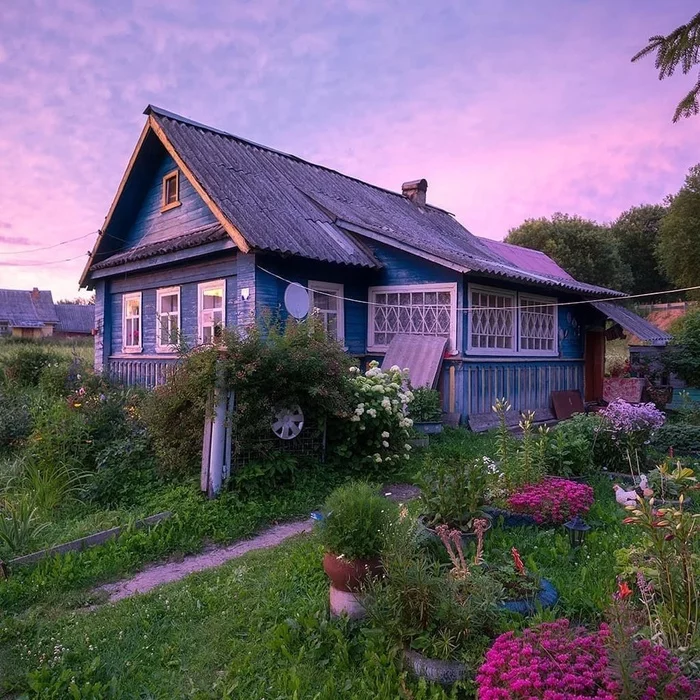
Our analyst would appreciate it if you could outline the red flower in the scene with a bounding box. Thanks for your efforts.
[511,547,526,576]
[617,581,633,599]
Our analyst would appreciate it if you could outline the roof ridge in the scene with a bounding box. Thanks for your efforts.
[145,104,456,216]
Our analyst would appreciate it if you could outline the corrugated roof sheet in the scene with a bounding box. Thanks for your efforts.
[89,106,624,297]
[593,302,672,346]
[54,304,95,334]
[0,289,58,327]
[92,223,229,270]
[479,238,575,280]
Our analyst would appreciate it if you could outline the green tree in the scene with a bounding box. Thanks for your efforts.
[505,213,633,291]
[611,204,672,297]
[664,307,700,386]
[632,11,700,122]
[658,163,700,294]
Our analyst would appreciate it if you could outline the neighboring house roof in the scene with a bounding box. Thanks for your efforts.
[592,302,672,346]
[83,105,624,298]
[0,288,58,328]
[54,304,95,334]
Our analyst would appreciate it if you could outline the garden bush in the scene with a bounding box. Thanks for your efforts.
[143,321,354,478]
[332,362,413,472]
[664,307,700,387]
[38,355,83,397]
[652,423,700,455]
[319,481,396,559]
[408,387,441,422]
[0,391,33,451]
[0,346,65,388]
[86,430,159,508]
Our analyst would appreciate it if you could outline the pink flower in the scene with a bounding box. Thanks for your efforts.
[507,478,594,524]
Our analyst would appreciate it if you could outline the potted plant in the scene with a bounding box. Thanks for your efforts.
[408,387,443,435]
[418,456,495,541]
[366,516,503,685]
[318,481,395,619]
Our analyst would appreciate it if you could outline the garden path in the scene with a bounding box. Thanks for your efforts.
[96,518,313,603]
[93,483,420,605]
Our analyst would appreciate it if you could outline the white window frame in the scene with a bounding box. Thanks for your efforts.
[467,284,517,356]
[198,279,226,345]
[518,292,558,356]
[308,281,345,346]
[367,282,458,353]
[466,283,558,357]
[155,286,181,353]
[122,292,142,353]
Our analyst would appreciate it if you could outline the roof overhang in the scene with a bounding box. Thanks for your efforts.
[592,301,672,346]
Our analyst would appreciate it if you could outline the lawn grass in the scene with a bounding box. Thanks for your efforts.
[0,472,641,699]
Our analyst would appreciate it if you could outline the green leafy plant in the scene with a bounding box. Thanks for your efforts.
[646,460,698,501]
[409,387,441,423]
[621,496,699,651]
[0,346,66,388]
[418,456,494,531]
[653,423,700,455]
[0,498,49,557]
[0,391,32,452]
[318,481,396,560]
[547,419,597,478]
[366,516,503,664]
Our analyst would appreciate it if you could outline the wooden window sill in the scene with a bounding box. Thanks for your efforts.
[161,201,182,213]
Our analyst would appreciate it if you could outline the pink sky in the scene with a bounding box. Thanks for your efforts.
[0,0,698,298]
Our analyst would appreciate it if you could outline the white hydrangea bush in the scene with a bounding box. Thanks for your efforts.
[337,361,414,469]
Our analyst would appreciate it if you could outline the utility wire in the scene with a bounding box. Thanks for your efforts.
[0,231,97,255]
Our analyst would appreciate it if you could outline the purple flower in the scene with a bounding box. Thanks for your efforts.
[507,478,594,524]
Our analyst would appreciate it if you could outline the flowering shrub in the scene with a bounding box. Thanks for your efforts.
[334,362,413,470]
[476,619,699,700]
[600,399,665,449]
[477,619,615,699]
[506,477,594,524]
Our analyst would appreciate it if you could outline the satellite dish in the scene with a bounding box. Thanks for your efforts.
[284,283,309,319]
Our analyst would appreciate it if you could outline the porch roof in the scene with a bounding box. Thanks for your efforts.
[592,302,672,346]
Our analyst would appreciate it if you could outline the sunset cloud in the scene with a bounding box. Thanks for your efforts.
[0,0,698,297]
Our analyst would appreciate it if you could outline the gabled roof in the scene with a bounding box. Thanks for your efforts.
[593,302,672,346]
[83,106,624,298]
[54,304,95,334]
[0,289,58,328]
[479,237,574,281]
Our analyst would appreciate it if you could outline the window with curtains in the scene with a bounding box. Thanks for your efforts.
[467,284,558,356]
[198,280,225,344]
[309,281,344,344]
[156,287,180,351]
[367,283,457,352]
[122,292,142,352]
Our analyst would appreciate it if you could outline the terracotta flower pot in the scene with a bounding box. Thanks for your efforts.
[322,552,382,593]
[403,648,467,685]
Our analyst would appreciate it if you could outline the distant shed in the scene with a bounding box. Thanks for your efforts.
[54,304,95,337]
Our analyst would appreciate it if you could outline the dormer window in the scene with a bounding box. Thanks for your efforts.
[161,170,180,211]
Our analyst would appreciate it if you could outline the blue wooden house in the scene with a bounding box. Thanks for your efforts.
[80,106,663,422]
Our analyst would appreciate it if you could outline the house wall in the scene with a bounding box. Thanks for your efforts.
[99,254,237,386]
[117,151,218,251]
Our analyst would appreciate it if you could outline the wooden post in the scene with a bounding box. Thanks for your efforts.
[201,352,231,498]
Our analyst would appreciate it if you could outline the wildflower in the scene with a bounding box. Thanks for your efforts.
[615,581,633,600]
[381,431,390,438]
[511,547,526,576]
[382,440,389,448]
[367,408,377,418]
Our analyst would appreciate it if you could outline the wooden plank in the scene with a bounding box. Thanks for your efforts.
[9,512,172,567]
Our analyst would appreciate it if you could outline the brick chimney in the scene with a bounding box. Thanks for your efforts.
[402,179,427,207]
[30,287,40,302]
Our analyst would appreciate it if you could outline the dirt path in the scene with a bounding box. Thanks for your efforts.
[96,518,313,603]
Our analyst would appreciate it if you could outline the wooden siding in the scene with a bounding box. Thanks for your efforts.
[93,280,105,373]
[119,150,217,250]
[107,255,237,357]
[107,356,178,388]
[442,359,584,417]
[255,254,373,354]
